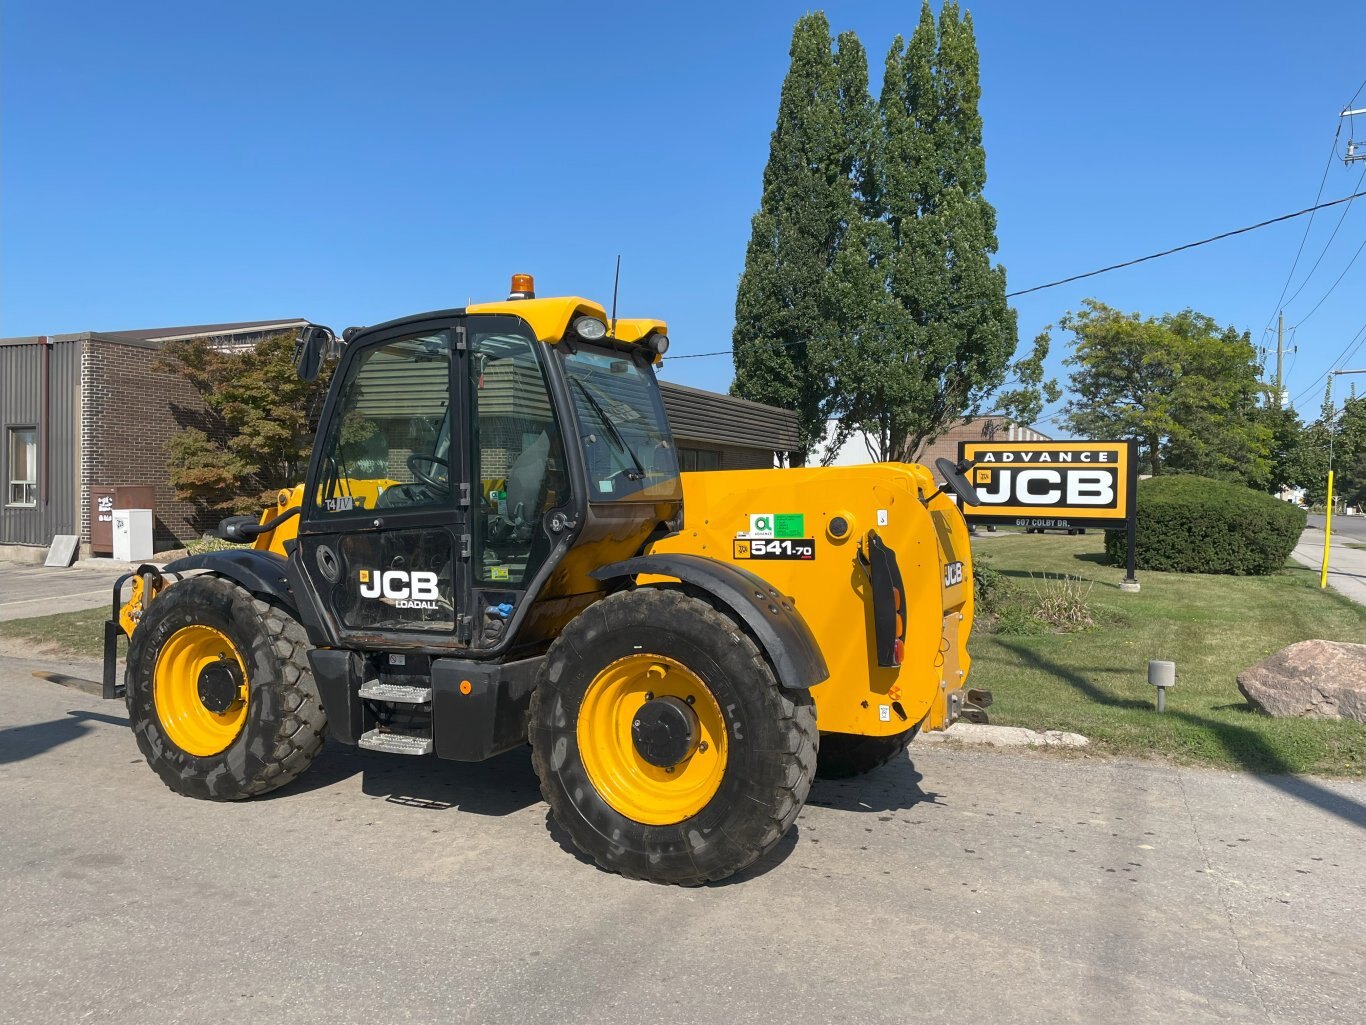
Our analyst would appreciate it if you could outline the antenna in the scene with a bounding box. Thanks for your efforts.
[610,255,621,338]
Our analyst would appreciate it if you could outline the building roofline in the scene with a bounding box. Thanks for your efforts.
[0,319,309,349]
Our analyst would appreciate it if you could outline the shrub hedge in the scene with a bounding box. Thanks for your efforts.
[1105,474,1306,575]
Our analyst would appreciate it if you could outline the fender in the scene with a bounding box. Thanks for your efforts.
[590,554,829,690]
[163,549,296,610]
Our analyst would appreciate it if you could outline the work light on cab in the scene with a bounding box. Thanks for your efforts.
[573,316,608,340]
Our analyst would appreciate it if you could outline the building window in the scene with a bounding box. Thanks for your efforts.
[7,427,38,507]
[679,447,722,472]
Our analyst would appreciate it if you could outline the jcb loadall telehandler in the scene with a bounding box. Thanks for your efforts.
[105,275,988,885]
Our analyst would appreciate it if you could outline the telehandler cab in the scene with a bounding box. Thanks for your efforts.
[104,274,989,885]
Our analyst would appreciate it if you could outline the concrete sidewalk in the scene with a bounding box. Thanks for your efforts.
[0,563,130,622]
[1292,526,1366,606]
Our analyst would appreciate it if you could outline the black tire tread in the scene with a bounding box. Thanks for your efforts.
[239,596,327,798]
[815,724,918,780]
[126,575,326,801]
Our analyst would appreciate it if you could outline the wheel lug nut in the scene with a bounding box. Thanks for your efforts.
[698,741,709,753]
[665,766,675,773]
[644,692,654,701]
[685,695,695,705]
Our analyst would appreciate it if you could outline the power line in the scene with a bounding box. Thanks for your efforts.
[1291,320,1366,407]
[1291,235,1366,330]
[1279,162,1366,312]
[1258,123,1343,338]
[668,189,1366,362]
[1005,189,1366,298]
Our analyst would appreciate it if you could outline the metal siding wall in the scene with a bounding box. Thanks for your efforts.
[660,383,799,452]
[0,341,80,545]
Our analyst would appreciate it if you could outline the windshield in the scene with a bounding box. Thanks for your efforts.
[559,345,680,502]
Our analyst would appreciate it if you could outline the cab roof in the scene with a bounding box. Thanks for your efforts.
[466,296,667,347]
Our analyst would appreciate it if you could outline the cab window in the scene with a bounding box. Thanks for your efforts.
[470,330,570,585]
[313,332,452,516]
[560,346,680,501]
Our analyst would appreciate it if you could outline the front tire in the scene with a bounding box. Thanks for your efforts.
[530,587,816,884]
[125,574,326,801]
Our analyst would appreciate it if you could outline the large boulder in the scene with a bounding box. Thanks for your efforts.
[1237,640,1366,722]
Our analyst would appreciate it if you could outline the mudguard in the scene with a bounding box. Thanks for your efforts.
[590,553,829,690]
[162,549,296,610]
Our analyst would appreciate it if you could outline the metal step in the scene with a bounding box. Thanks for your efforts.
[358,729,433,756]
[358,681,433,704]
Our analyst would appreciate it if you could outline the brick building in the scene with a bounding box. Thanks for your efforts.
[914,415,1052,479]
[824,414,1051,473]
[1,321,309,561]
[1,321,797,561]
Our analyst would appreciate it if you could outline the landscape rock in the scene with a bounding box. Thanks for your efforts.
[920,723,1090,748]
[1236,639,1366,722]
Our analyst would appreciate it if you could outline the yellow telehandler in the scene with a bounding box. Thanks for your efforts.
[103,274,989,884]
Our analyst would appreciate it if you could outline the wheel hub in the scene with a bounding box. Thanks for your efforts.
[197,660,244,714]
[631,696,698,767]
[576,653,729,826]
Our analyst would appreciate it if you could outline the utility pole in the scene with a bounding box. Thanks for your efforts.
[1271,312,1295,409]
[1274,312,1285,408]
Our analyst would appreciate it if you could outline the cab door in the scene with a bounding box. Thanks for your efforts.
[296,319,471,648]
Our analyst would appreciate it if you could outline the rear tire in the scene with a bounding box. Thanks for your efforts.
[530,587,816,885]
[125,574,326,801]
[815,724,919,779]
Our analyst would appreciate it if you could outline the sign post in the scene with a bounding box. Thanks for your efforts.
[956,439,1140,591]
[1121,502,1140,592]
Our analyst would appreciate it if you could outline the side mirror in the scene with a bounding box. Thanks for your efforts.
[216,515,261,543]
[294,324,336,382]
[935,458,982,507]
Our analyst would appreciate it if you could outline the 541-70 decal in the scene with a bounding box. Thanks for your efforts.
[734,538,816,561]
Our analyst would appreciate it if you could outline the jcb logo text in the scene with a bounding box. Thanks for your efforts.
[977,468,1116,508]
[358,569,440,609]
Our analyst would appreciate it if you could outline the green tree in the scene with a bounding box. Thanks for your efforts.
[1059,301,1178,474]
[826,1,1018,462]
[1332,393,1366,508]
[1257,404,1312,492]
[739,4,1025,464]
[1060,301,1270,483]
[995,329,1062,429]
[731,13,863,461]
[158,332,332,521]
[1295,383,1337,505]
[1161,312,1270,486]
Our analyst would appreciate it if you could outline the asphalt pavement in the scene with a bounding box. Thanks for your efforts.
[1305,513,1366,542]
[1293,521,1366,606]
[2,654,1363,1025]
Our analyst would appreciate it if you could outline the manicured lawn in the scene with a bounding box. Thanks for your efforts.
[968,532,1366,777]
[0,606,117,662]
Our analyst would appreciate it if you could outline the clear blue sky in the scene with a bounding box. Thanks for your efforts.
[3,1,1364,424]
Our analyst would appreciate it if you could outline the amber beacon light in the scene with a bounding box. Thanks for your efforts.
[507,273,536,300]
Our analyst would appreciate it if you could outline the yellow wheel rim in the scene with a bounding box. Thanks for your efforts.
[153,625,248,757]
[577,653,729,826]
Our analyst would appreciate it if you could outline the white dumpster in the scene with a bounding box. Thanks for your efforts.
[112,508,154,562]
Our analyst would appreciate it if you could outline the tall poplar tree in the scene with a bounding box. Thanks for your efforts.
[731,14,866,461]
[736,5,1032,463]
[827,1,1019,461]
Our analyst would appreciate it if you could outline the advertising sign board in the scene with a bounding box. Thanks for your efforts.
[956,439,1137,531]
